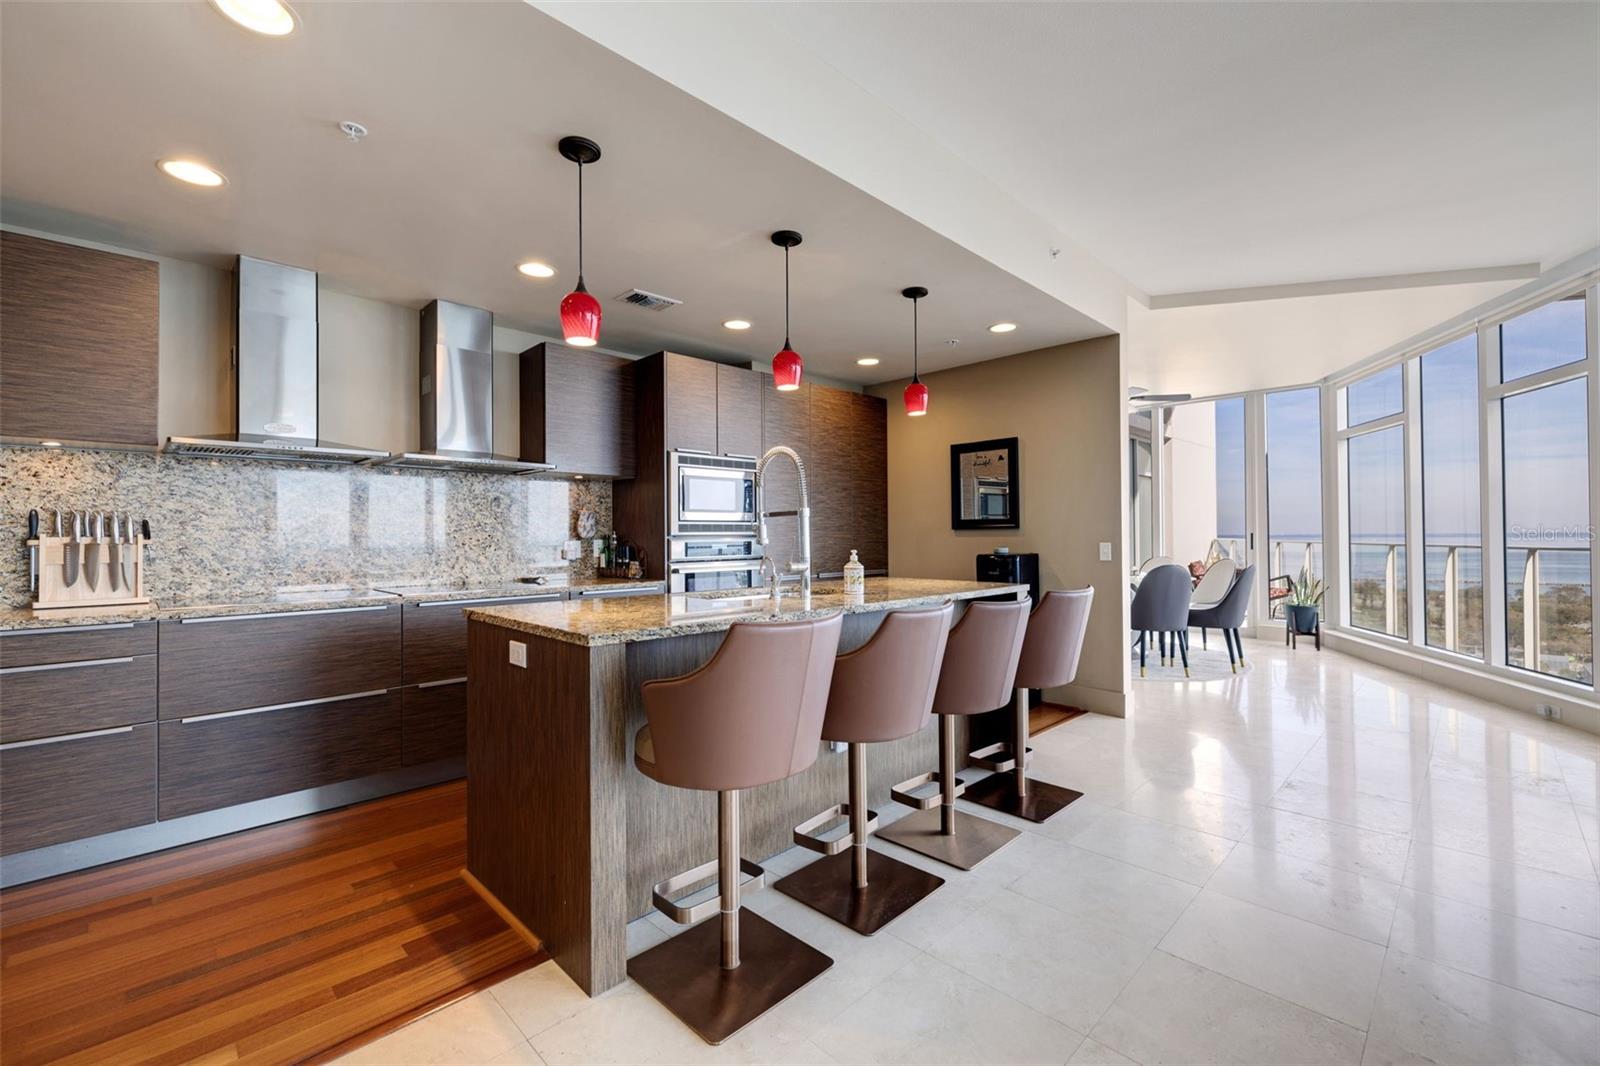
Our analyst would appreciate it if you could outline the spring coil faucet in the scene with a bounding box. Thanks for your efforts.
[754,445,812,602]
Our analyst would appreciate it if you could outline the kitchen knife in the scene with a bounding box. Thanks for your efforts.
[27,509,39,595]
[120,512,135,591]
[85,512,103,592]
[63,511,80,588]
[107,513,122,592]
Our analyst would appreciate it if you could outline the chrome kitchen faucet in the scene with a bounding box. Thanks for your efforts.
[753,445,812,602]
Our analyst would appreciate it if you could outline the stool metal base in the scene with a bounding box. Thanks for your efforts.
[774,848,945,935]
[876,807,1019,871]
[627,909,832,1045]
[962,770,1085,823]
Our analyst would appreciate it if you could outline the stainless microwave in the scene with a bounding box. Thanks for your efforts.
[669,451,757,533]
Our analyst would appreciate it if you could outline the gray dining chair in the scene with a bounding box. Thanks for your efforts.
[1188,565,1256,673]
[1130,564,1192,677]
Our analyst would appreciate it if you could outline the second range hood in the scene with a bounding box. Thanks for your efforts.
[373,299,550,475]
[165,256,389,464]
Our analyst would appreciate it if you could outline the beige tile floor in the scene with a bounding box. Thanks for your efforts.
[338,638,1600,1065]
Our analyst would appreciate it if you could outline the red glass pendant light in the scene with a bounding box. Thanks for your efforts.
[558,136,602,347]
[771,230,804,390]
[903,286,930,416]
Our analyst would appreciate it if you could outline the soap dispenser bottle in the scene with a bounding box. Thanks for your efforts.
[843,549,866,598]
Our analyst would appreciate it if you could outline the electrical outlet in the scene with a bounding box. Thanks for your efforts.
[562,539,582,561]
[1536,703,1562,720]
[1098,541,1113,562]
[508,641,527,668]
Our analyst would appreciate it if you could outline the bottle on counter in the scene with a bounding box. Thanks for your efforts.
[843,549,865,600]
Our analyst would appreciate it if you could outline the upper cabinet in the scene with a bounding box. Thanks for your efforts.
[714,364,762,459]
[0,232,159,448]
[660,352,764,459]
[519,342,636,478]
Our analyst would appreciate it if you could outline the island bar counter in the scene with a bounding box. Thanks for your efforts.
[462,578,1028,995]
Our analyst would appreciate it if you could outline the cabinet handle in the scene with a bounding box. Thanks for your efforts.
[416,676,468,689]
[722,452,758,460]
[416,595,561,608]
[0,622,138,638]
[1,725,135,751]
[176,688,391,724]
[177,605,390,624]
[672,447,714,456]
[0,655,134,676]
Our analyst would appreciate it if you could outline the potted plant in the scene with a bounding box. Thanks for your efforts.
[1286,567,1323,635]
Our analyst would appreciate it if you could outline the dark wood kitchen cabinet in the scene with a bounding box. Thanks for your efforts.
[0,231,159,448]
[715,364,763,459]
[520,341,636,478]
[403,682,467,766]
[662,352,719,454]
[157,606,401,719]
[158,690,402,819]
[1,722,156,855]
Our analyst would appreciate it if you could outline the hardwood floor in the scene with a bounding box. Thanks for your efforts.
[1028,701,1087,737]
[0,781,541,1066]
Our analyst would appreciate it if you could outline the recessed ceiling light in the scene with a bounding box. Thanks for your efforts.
[988,322,1018,334]
[518,261,556,279]
[856,357,881,366]
[157,159,226,187]
[723,319,752,331]
[210,0,298,36]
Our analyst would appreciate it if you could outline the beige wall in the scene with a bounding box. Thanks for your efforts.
[870,335,1130,716]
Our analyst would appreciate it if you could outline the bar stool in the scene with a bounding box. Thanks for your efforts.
[627,613,843,1045]
[966,588,1095,823]
[775,603,953,935]
[877,598,1029,870]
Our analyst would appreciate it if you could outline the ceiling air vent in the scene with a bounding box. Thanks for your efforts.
[616,288,682,311]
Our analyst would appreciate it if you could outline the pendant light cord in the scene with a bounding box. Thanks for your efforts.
[783,245,792,348]
[576,160,585,286]
[912,294,920,383]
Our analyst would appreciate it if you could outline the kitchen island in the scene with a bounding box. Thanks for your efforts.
[462,577,1027,996]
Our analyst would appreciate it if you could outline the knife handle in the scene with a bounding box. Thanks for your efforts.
[141,519,152,542]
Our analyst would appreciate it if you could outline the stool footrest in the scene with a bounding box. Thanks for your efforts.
[890,770,964,811]
[967,741,1033,774]
[792,803,879,856]
[651,856,766,926]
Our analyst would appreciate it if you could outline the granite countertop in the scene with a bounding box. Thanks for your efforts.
[463,577,1029,647]
[0,577,668,631]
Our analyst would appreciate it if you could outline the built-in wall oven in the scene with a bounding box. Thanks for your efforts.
[668,534,764,593]
[669,451,757,534]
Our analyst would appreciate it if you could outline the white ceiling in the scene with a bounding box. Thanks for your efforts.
[0,2,1107,386]
[654,1,1600,297]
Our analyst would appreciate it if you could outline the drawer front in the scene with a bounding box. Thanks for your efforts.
[403,680,466,767]
[158,690,402,820]
[402,596,560,685]
[0,621,156,669]
[0,723,156,855]
[0,653,157,743]
[158,607,401,719]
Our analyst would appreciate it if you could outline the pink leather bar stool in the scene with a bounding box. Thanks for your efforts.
[966,588,1095,823]
[627,613,842,1046]
[774,603,953,935]
[877,597,1029,870]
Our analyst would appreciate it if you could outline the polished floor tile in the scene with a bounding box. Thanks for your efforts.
[1205,842,1402,944]
[1363,950,1600,1065]
[341,638,1600,1065]
[1159,889,1386,1029]
[1091,950,1367,1065]
[1388,887,1600,1014]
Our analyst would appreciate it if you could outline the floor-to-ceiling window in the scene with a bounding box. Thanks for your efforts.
[1420,334,1482,657]
[1266,387,1323,588]
[1346,425,1407,637]
[1497,294,1593,683]
[1128,409,1156,568]
[1161,398,1247,569]
[1331,281,1596,696]
[1213,397,1247,564]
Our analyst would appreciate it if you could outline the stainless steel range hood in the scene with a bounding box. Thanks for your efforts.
[372,299,551,475]
[164,256,389,464]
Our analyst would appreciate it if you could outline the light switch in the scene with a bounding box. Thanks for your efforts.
[508,640,527,668]
[1098,542,1113,562]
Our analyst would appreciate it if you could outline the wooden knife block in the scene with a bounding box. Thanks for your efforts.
[30,535,150,610]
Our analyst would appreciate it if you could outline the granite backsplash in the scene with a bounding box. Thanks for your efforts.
[0,446,614,607]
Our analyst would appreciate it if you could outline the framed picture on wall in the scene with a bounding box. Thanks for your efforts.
[950,437,1019,530]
